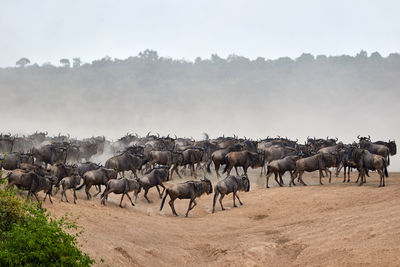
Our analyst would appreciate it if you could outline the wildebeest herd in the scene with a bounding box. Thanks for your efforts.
[0,132,396,217]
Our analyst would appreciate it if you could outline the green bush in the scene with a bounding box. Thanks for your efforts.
[0,186,93,266]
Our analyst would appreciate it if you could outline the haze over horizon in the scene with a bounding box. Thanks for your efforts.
[1,0,400,67]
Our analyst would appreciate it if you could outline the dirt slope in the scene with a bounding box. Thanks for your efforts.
[43,170,400,266]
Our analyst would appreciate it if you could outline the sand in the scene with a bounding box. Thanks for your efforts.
[42,169,400,266]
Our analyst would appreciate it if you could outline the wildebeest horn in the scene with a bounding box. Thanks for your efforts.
[335,137,338,141]
[157,133,160,138]
[146,131,151,137]
[58,132,61,137]
[45,131,48,135]
[167,134,170,138]
[296,138,298,142]
[368,135,371,140]
[327,136,329,140]
[67,133,70,138]
[357,135,360,139]
[174,134,177,140]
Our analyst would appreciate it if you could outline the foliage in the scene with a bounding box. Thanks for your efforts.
[0,187,93,266]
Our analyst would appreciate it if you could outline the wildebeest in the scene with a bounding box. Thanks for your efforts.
[169,152,185,179]
[358,136,390,165]
[212,175,250,213]
[2,170,54,203]
[135,166,170,203]
[351,148,389,187]
[105,152,143,178]
[290,152,337,186]
[265,155,299,188]
[60,174,81,204]
[180,147,204,177]
[76,167,118,199]
[206,144,242,177]
[373,140,396,156]
[160,177,213,217]
[32,143,68,167]
[260,145,295,175]
[100,178,141,207]
[223,151,264,176]
[2,152,34,170]
[76,162,101,176]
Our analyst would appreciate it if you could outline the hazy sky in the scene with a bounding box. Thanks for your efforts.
[1,0,400,66]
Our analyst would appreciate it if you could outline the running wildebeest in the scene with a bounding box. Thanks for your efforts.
[290,152,337,186]
[212,175,250,213]
[100,178,141,207]
[160,177,213,217]
[265,155,300,188]
[206,144,242,177]
[2,170,55,204]
[76,167,118,199]
[105,151,143,178]
[223,150,264,176]
[60,174,81,204]
[135,166,170,203]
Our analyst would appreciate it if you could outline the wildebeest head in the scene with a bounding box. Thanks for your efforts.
[241,175,250,192]
[202,177,213,194]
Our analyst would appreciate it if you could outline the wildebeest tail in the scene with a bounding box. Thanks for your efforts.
[266,165,271,175]
[387,154,390,166]
[212,189,219,212]
[160,189,169,211]
[76,177,86,190]
[384,158,389,178]
[206,161,212,173]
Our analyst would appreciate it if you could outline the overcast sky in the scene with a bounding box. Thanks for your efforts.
[1,0,400,66]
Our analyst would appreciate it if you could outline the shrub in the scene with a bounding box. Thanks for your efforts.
[0,186,93,266]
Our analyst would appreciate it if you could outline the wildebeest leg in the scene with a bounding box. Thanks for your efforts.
[32,192,41,203]
[63,189,69,203]
[215,163,221,177]
[134,191,139,203]
[169,199,178,216]
[119,194,125,208]
[235,192,243,205]
[327,169,332,183]
[44,192,53,204]
[219,194,225,210]
[279,172,284,185]
[73,189,77,204]
[132,169,139,179]
[226,166,233,176]
[347,167,351,182]
[185,199,197,217]
[260,163,266,176]
[93,185,102,197]
[319,170,324,185]
[274,172,281,187]
[265,172,273,188]
[158,184,166,198]
[126,193,135,206]
[101,191,109,205]
[144,188,151,203]
[289,171,297,187]
[212,191,219,213]
[85,185,92,200]
[298,171,307,186]
[233,191,237,207]
[235,166,240,176]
